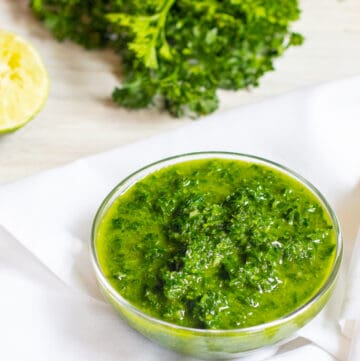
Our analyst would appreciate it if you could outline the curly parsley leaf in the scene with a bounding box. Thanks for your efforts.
[30,0,303,117]
[107,0,174,68]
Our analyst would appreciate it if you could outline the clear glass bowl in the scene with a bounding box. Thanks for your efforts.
[91,152,342,360]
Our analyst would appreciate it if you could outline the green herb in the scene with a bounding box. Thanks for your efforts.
[31,0,303,117]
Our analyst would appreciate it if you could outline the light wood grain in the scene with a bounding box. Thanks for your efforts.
[1,0,360,184]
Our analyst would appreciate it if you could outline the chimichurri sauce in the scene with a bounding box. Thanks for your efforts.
[96,159,336,329]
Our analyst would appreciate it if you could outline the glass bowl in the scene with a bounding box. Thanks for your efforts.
[91,151,342,360]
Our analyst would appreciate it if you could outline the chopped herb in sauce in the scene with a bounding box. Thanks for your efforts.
[96,159,336,329]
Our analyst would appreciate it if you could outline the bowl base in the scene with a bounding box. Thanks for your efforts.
[194,344,279,360]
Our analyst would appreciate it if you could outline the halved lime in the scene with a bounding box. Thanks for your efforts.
[0,31,49,133]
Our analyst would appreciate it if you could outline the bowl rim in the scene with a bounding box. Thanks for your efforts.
[90,151,343,334]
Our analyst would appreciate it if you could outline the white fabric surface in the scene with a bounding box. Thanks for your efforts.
[0,77,359,361]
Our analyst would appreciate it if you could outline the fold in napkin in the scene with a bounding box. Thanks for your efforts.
[0,76,359,361]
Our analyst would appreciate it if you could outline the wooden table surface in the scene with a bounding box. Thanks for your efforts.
[1,0,360,184]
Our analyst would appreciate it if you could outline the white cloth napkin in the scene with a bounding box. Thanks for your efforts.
[0,76,359,361]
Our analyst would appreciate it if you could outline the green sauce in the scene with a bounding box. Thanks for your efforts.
[96,159,336,330]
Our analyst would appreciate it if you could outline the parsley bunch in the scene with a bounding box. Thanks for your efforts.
[31,0,303,117]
